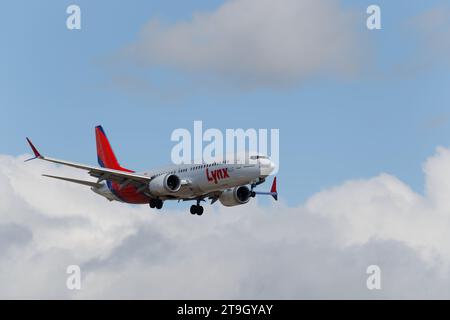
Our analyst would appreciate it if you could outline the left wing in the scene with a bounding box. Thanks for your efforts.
[26,138,151,189]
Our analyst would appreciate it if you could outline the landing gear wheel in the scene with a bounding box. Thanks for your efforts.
[190,205,204,215]
[150,199,163,210]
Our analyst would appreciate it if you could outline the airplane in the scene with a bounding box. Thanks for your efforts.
[25,126,277,216]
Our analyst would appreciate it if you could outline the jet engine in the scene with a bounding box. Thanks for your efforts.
[148,174,181,196]
[219,186,251,207]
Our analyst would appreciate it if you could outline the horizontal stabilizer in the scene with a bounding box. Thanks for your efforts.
[42,174,102,188]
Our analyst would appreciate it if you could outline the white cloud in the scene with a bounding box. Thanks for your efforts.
[2,148,450,298]
[124,0,365,88]
[306,147,450,265]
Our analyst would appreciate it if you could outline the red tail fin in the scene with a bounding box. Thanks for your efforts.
[95,126,133,172]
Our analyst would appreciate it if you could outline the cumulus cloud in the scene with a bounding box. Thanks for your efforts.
[306,147,450,263]
[123,0,365,88]
[2,148,450,298]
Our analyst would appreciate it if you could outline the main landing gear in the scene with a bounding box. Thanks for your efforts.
[149,199,163,210]
[190,200,204,216]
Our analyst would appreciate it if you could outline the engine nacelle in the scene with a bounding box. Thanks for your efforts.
[148,174,181,196]
[219,186,251,207]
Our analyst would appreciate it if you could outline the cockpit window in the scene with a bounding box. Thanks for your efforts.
[250,155,268,160]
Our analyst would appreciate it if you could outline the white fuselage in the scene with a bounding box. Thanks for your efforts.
[94,156,275,202]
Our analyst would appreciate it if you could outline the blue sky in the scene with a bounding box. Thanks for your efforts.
[2,0,450,206]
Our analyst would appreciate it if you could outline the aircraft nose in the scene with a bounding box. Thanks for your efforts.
[269,160,276,171]
[259,159,276,177]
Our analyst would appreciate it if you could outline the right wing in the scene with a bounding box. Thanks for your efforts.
[26,138,151,189]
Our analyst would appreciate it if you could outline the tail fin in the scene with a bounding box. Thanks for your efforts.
[95,126,133,172]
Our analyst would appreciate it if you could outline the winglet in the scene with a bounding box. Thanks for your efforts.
[270,177,278,201]
[25,137,43,161]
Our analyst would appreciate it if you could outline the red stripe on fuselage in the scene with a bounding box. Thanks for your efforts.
[110,182,150,204]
